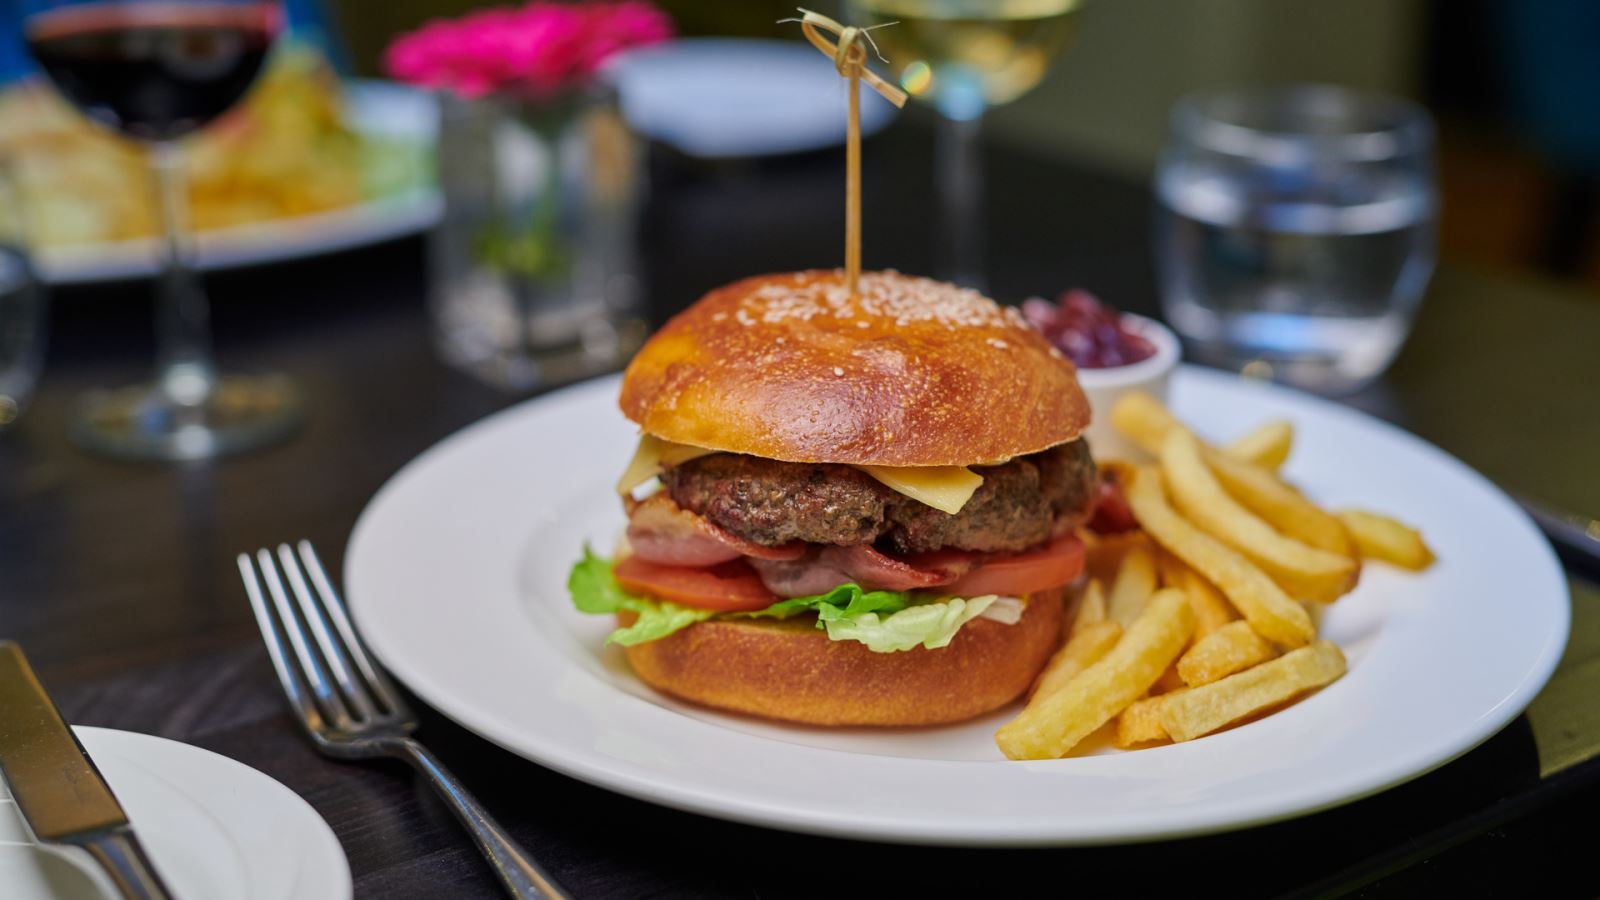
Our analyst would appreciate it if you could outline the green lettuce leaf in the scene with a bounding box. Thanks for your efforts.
[745,582,912,622]
[606,602,716,646]
[568,551,1003,653]
[819,595,999,652]
[567,546,638,615]
[567,547,715,646]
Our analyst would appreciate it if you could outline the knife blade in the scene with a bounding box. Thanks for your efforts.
[0,641,174,899]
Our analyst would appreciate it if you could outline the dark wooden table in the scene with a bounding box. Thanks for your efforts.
[4,124,1599,898]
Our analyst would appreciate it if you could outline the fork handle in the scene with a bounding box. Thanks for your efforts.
[397,739,571,900]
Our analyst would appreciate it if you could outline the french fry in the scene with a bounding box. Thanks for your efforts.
[1153,664,1187,695]
[1124,467,1314,648]
[1114,691,1186,748]
[1083,530,1148,586]
[1159,641,1347,742]
[1110,392,1289,469]
[1303,600,1326,634]
[1108,543,1157,626]
[1155,549,1186,589]
[1203,450,1354,557]
[1160,430,1358,602]
[997,589,1195,760]
[1156,551,1235,637]
[1177,566,1236,637]
[1338,510,1436,570]
[1031,620,1123,700]
[1070,579,1108,637]
[1109,391,1182,456]
[1099,458,1136,481]
[1226,420,1293,470]
[1108,392,1352,557]
[1177,620,1276,687]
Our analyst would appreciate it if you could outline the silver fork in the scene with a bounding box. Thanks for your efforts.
[238,541,569,900]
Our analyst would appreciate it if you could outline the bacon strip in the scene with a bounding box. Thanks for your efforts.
[750,543,980,597]
[821,544,958,591]
[626,495,804,566]
[747,554,854,598]
[629,495,992,597]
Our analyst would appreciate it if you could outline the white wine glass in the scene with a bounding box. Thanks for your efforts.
[849,0,1084,290]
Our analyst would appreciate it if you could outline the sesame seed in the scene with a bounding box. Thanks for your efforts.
[833,367,844,376]
[741,271,1027,332]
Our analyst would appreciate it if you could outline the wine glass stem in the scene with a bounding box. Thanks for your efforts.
[148,141,216,407]
[935,111,985,291]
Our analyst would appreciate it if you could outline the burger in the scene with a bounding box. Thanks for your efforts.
[568,270,1096,726]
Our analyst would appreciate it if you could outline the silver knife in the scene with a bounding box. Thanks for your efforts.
[0,641,175,899]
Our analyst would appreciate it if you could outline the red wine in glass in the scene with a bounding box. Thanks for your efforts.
[26,2,276,141]
[20,0,299,461]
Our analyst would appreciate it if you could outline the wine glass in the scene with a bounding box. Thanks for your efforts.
[19,0,300,460]
[848,0,1084,291]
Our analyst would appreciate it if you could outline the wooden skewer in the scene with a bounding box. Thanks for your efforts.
[787,9,907,298]
[846,65,861,296]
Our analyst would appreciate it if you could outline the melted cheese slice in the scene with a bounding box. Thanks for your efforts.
[615,435,717,495]
[617,435,987,515]
[856,465,984,515]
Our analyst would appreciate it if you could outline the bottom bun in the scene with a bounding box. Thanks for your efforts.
[619,590,1064,726]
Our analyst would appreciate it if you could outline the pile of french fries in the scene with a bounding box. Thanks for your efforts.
[997,392,1435,760]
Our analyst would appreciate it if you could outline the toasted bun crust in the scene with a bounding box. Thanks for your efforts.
[619,590,1063,726]
[619,270,1089,466]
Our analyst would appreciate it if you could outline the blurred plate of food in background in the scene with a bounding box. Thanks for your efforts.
[0,47,438,284]
[606,38,899,159]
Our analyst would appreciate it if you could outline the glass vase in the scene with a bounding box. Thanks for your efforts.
[430,84,645,391]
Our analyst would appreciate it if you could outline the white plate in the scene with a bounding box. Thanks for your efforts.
[345,366,1569,846]
[35,80,440,285]
[606,38,899,158]
[0,727,351,899]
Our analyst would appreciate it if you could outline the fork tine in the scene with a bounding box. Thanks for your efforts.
[255,548,353,729]
[296,540,411,717]
[276,544,381,723]
[238,553,325,732]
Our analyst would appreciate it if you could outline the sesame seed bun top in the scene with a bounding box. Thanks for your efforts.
[619,270,1091,466]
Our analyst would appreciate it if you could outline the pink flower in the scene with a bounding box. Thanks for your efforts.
[384,1,673,99]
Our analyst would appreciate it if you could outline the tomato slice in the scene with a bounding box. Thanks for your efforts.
[945,533,1085,597]
[614,556,778,612]
[895,546,982,580]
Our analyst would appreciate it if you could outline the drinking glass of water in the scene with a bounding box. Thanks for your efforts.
[1154,85,1437,394]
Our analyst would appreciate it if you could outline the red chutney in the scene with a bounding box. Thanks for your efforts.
[1022,290,1157,369]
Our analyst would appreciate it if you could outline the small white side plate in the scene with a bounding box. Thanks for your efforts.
[346,367,1569,845]
[0,727,352,900]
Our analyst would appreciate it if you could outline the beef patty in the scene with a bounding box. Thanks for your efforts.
[662,440,1095,554]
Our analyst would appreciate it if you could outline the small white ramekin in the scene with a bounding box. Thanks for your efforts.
[1074,313,1182,463]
